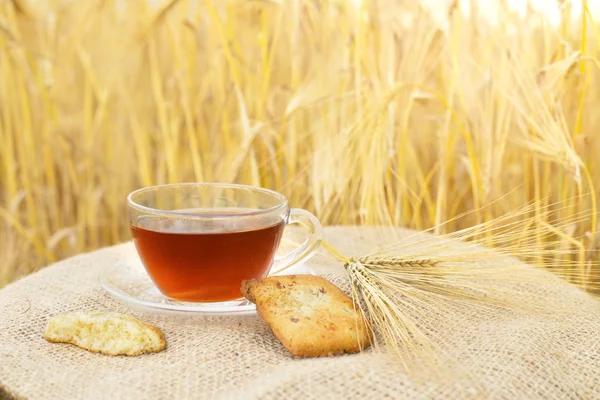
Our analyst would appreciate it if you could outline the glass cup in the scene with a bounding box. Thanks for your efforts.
[127,183,322,303]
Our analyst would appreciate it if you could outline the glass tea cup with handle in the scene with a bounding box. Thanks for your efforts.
[127,183,322,303]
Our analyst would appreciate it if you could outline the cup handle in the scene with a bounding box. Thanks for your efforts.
[269,208,323,275]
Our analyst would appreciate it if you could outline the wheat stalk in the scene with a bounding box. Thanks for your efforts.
[320,198,599,378]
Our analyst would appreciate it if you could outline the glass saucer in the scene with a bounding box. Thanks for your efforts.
[99,259,315,317]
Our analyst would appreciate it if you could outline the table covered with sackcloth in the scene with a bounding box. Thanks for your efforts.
[1,227,599,399]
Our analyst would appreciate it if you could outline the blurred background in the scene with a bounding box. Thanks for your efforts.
[0,0,599,288]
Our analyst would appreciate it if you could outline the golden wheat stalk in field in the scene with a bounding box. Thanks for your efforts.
[0,0,598,287]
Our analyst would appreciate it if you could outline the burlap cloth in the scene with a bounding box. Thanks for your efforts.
[1,226,599,400]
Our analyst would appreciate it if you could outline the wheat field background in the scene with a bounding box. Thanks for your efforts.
[0,0,599,288]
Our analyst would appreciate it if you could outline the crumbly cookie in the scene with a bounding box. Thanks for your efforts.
[44,311,166,356]
[242,275,371,357]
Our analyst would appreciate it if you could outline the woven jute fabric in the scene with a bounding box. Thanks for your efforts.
[1,226,599,400]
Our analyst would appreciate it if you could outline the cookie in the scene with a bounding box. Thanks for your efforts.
[242,275,371,357]
[44,311,166,356]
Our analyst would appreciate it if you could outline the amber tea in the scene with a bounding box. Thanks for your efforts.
[131,211,285,302]
[127,183,322,307]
